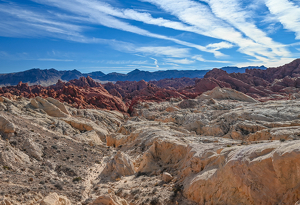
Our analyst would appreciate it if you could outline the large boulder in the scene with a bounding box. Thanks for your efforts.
[63,119,108,142]
[31,97,69,118]
[0,139,31,169]
[91,194,128,205]
[183,141,300,205]
[0,116,15,133]
[22,138,44,160]
[197,87,258,103]
[40,193,71,205]
[101,151,135,180]
[73,130,103,145]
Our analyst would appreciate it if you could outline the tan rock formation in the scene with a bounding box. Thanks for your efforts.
[63,119,108,142]
[101,151,135,180]
[2,88,300,204]
[73,130,103,145]
[46,97,70,115]
[197,87,258,102]
[40,193,71,205]
[22,138,44,160]
[162,172,173,183]
[0,115,15,133]
[183,141,300,205]
[91,194,128,205]
[0,138,31,169]
[31,97,69,118]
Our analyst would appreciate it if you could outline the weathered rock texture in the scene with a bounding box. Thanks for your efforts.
[1,59,300,114]
[1,76,300,204]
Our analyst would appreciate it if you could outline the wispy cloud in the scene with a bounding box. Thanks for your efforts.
[164,58,195,64]
[150,57,159,68]
[205,0,289,58]
[37,58,74,62]
[0,0,298,70]
[234,57,296,68]
[206,42,234,50]
[0,4,85,39]
[31,0,222,56]
[143,0,290,61]
[265,0,300,39]
[192,55,231,63]
[104,60,148,64]
[135,46,190,58]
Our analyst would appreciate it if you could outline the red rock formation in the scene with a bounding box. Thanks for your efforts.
[1,58,300,113]
[194,78,231,93]
[0,77,127,112]
[149,77,196,90]
[196,59,300,101]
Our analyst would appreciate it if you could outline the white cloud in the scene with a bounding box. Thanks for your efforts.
[192,55,231,63]
[150,57,159,68]
[37,58,74,61]
[0,0,297,66]
[204,0,289,57]
[234,57,296,67]
[0,4,85,39]
[143,0,290,61]
[31,0,222,56]
[135,46,190,58]
[164,58,195,64]
[265,0,300,39]
[104,60,148,65]
[206,42,234,50]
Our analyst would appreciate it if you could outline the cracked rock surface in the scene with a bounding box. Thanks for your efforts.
[1,89,300,204]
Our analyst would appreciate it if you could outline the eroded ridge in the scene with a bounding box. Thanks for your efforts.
[1,88,300,205]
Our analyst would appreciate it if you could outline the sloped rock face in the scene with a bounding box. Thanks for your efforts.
[195,58,300,101]
[183,141,300,204]
[40,192,71,205]
[30,96,69,118]
[101,151,135,180]
[0,77,128,112]
[91,194,129,205]
[3,72,300,204]
[0,115,15,133]
[3,59,300,114]
[197,87,258,103]
[194,77,231,93]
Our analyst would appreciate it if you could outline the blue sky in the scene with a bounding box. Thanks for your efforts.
[0,0,300,74]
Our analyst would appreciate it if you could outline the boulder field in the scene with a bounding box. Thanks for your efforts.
[1,87,300,204]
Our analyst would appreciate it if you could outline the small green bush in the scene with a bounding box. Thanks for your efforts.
[72,177,82,182]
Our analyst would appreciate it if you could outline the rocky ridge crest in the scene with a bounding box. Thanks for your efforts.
[0,88,300,204]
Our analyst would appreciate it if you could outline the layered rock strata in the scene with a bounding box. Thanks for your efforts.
[0,89,300,204]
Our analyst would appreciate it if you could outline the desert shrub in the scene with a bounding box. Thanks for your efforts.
[135,171,148,178]
[72,177,82,182]
[3,165,10,170]
[150,197,159,205]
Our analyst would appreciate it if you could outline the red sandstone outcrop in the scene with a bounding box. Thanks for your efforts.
[0,77,127,112]
[194,59,300,101]
[1,59,300,113]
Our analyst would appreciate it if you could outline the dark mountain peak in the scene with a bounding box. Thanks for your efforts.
[128,69,142,74]
[87,71,105,77]
[204,68,228,78]
[48,68,57,71]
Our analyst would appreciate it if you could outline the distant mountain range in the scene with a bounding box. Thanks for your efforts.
[0,65,267,87]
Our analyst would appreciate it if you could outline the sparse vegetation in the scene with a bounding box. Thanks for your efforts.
[150,197,160,205]
[3,165,10,170]
[136,171,148,178]
[72,177,82,182]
